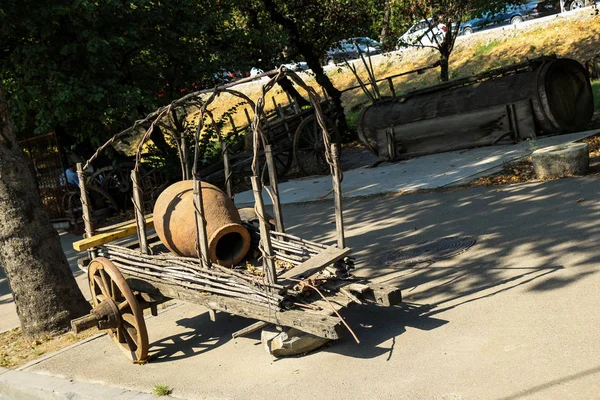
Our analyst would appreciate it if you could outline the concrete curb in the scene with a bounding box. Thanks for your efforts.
[0,368,176,399]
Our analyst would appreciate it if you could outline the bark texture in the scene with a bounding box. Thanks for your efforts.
[379,0,393,51]
[0,85,90,338]
[260,0,349,136]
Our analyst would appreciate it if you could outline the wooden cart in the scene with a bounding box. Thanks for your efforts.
[199,94,341,189]
[70,68,401,362]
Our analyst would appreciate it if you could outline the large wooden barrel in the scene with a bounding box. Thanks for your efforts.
[358,57,594,158]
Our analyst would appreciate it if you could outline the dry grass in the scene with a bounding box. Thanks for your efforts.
[207,10,600,133]
[0,327,100,369]
[119,11,599,156]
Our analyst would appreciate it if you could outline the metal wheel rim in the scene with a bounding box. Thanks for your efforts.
[570,1,584,10]
[88,257,149,362]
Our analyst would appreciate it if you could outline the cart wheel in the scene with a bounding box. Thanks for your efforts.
[88,257,149,363]
[260,137,293,179]
[293,115,339,176]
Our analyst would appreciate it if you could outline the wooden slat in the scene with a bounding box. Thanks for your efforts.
[73,217,154,251]
[279,246,352,285]
[126,276,344,339]
[95,214,153,233]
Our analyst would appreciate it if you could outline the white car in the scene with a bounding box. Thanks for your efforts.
[281,61,309,72]
[397,19,447,49]
[250,67,264,77]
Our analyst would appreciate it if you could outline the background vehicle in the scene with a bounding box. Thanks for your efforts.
[281,61,309,71]
[543,0,594,13]
[250,67,264,77]
[397,19,446,49]
[459,2,540,35]
[325,37,382,65]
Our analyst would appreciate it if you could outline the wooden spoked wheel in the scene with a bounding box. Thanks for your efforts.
[88,257,149,363]
[259,136,294,179]
[293,115,339,176]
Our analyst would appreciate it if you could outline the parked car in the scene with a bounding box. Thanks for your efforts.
[459,2,540,35]
[325,37,382,65]
[250,67,264,77]
[281,61,309,71]
[539,0,591,14]
[397,19,447,49]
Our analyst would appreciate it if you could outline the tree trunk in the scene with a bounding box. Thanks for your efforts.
[0,84,89,338]
[277,77,310,108]
[440,54,449,82]
[379,0,393,51]
[300,52,349,137]
[259,0,349,138]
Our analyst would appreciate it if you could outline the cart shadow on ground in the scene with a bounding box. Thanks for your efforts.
[146,177,600,364]
[147,312,252,363]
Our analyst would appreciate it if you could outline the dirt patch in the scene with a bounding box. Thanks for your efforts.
[0,327,101,369]
[470,127,600,187]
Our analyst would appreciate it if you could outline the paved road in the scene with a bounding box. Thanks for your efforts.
[23,176,600,399]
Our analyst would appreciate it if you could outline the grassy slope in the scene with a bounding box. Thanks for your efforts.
[121,10,599,155]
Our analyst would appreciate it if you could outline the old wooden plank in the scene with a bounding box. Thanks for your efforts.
[331,144,345,248]
[364,284,403,307]
[376,104,513,159]
[131,170,149,254]
[193,177,210,268]
[251,177,277,284]
[73,217,155,251]
[95,214,153,234]
[126,276,343,339]
[231,321,269,338]
[513,99,536,140]
[265,145,285,233]
[76,163,94,239]
[279,246,352,284]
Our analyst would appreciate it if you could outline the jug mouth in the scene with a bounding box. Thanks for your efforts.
[209,223,251,267]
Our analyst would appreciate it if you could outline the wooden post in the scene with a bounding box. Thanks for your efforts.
[277,104,290,135]
[221,140,233,199]
[272,97,282,120]
[285,93,301,114]
[193,176,211,268]
[76,163,96,259]
[251,176,277,284]
[387,77,396,97]
[244,108,253,127]
[131,170,149,254]
[386,127,396,160]
[265,145,285,233]
[228,115,238,137]
[181,134,190,180]
[330,144,345,249]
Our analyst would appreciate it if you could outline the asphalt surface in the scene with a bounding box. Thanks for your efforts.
[23,175,600,399]
[236,131,599,206]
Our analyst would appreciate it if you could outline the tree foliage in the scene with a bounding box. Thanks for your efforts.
[0,0,260,150]
[395,0,521,81]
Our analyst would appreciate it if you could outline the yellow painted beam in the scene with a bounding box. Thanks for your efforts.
[73,217,155,251]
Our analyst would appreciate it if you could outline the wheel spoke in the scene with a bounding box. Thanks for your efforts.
[93,275,110,298]
[98,269,111,296]
[118,300,130,311]
[121,314,140,347]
